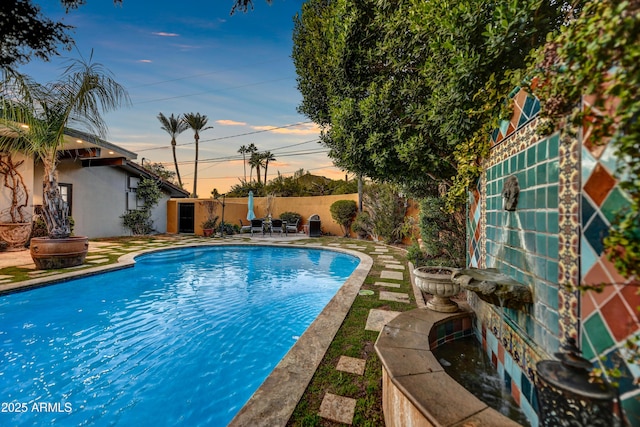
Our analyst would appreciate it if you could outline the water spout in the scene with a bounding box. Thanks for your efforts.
[452,268,532,311]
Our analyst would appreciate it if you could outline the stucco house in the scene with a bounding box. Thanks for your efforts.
[1,128,189,239]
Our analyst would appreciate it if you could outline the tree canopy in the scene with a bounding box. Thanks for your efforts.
[292,0,578,198]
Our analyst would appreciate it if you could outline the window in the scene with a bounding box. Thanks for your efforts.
[58,183,72,215]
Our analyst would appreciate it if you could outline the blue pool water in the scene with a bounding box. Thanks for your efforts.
[0,245,359,426]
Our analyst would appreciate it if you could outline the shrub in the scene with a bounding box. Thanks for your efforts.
[121,178,162,235]
[330,200,358,237]
[362,183,411,244]
[418,196,466,267]
[279,211,301,225]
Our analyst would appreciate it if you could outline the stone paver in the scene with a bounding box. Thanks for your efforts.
[379,291,410,304]
[336,356,366,376]
[380,270,403,281]
[365,308,402,331]
[373,281,401,288]
[385,264,405,270]
[319,393,356,425]
[377,254,395,259]
[0,274,12,280]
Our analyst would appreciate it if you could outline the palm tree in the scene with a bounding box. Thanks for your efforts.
[262,151,276,184]
[183,112,212,198]
[157,112,188,189]
[237,144,248,182]
[247,143,258,182]
[248,151,264,185]
[0,57,130,238]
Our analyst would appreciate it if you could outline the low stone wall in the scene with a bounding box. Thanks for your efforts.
[374,306,522,427]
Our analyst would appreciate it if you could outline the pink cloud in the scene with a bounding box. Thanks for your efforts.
[251,123,321,135]
[216,119,247,126]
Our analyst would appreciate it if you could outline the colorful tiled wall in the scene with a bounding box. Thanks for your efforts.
[579,96,640,420]
[467,87,640,425]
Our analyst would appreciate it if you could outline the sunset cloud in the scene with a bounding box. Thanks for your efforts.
[137,59,152,63]
[216,119,248,126]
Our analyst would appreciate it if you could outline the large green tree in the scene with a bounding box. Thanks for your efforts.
[292,0,577,198]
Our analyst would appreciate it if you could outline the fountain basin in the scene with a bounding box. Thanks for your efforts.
[374,306,523,426]
[452,268,532,310]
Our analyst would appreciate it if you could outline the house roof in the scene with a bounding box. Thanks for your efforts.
[64,128,189,198]
[118,160,190,198]
[61,128,137,160]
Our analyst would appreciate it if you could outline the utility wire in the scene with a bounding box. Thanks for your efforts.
[136,122,316,152]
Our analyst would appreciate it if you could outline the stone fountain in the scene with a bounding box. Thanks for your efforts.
[451,267,532,311]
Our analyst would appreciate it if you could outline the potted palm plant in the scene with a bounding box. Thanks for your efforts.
[0,57,130,268]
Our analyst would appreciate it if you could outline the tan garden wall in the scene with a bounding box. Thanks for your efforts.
[168,194,360,237]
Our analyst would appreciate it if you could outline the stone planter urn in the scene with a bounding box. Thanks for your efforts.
[413,266,461,312]
[30,236,89,270]
[0,223,32,251]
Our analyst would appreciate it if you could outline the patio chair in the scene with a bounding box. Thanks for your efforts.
[270,219,284,236]
[285,218,299,235]
[239,219,251,234]
[250,219,264,236]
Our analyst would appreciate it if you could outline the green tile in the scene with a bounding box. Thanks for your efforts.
[546,260,558,286]
[510,156,517,174]
[583,314,615,354]
[524,231,537,253]
[527,145,537,167]
[548,133,559,158]
[547,235,559,259]
[537,138,548,162]
[526,167,536,187]
[525,211,536,230]
[537,234,547,257]
[547,311,560,336]
[537,163,548,186]
[582,335,596,361]
[517,152,525,170]
[547,185,558,209]
[536,187,547,208]
[547,211,559,233]
[534,256,547,280]
[547,159,559,183]
[601,186,632,223]
[547,282,559,309]
[536,211,547,230]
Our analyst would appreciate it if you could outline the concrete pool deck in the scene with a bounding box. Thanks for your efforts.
[0,234,410,425]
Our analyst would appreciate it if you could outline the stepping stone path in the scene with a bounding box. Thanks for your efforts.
[317,248,415,425]
[319,393,357,424]
[380,270,403,280]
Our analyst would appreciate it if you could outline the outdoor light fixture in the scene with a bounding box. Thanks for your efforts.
[536,338,621,426]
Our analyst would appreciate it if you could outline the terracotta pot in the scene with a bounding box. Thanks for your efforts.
[30,236,89,270]
[203,228,214,237]
[413,266,460,312]
[0,223,32,251]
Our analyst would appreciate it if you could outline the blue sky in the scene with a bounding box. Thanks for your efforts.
[19,0,339,194]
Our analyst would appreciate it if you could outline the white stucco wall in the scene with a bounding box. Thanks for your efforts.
[43,160,172,238]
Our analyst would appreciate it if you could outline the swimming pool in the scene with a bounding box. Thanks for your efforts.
[0,245,360,426]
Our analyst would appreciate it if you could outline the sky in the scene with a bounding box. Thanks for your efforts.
[19,0,342,195]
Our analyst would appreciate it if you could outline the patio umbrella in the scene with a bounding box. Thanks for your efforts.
[247,191,256,221]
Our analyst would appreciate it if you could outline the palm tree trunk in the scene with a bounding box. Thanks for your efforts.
[264,160,269,184]
[242,153,247,183]
[42,157,70,238]
[172,142,183,188]
[192,135,199,197]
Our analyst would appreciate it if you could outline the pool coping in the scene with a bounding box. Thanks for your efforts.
[0,241,373,426]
